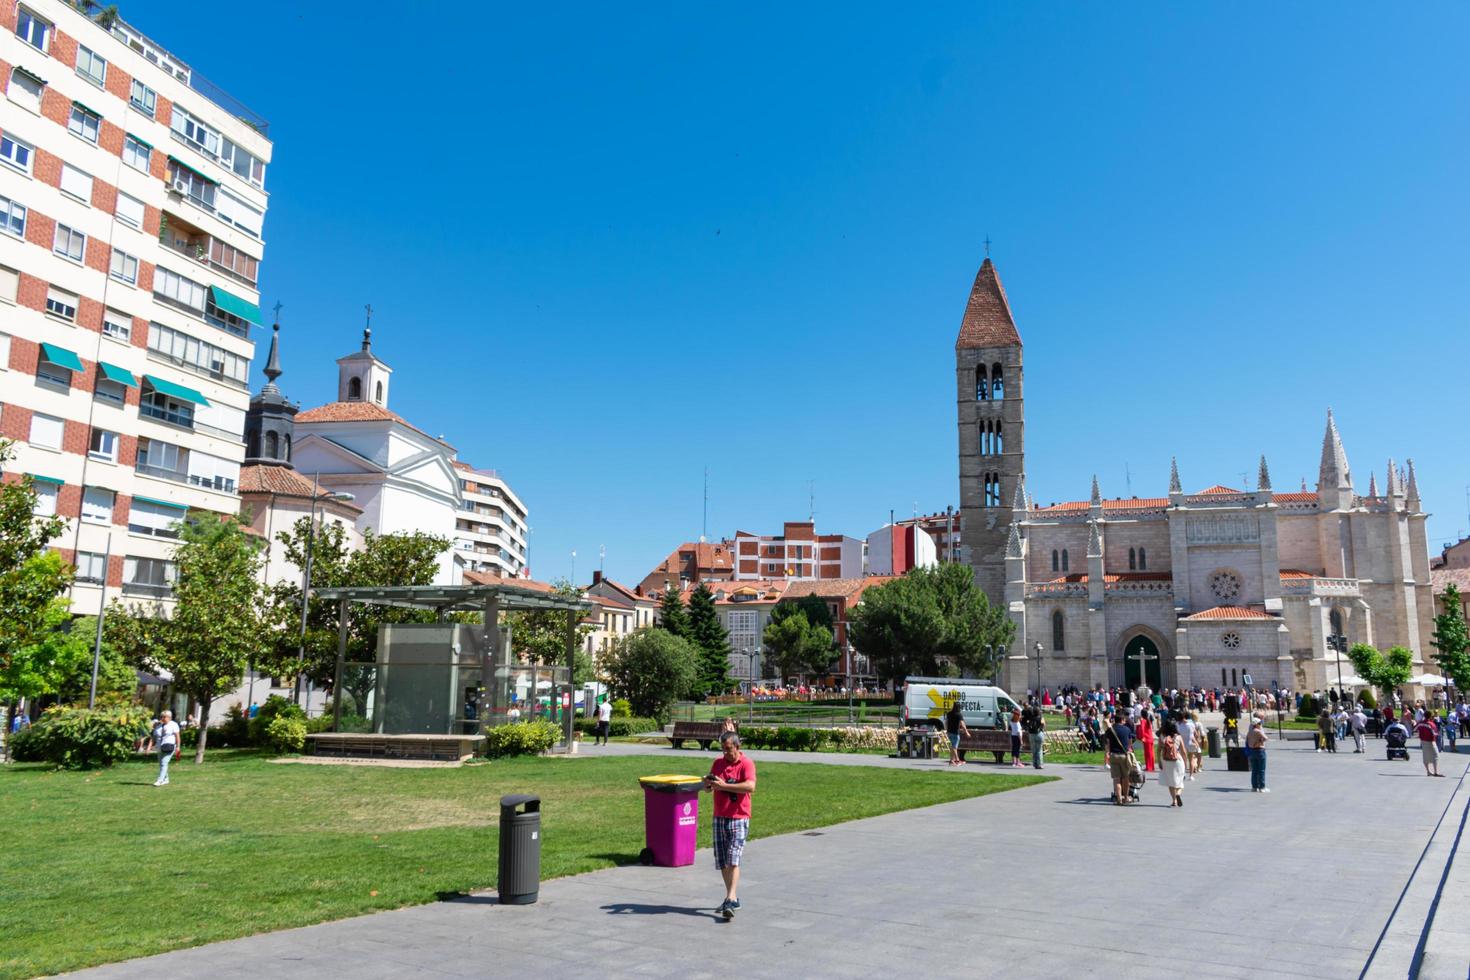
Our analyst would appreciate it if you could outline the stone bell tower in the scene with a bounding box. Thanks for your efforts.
[955,257,1024,607]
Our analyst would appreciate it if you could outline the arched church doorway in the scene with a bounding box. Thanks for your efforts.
[1123,635,1162,691]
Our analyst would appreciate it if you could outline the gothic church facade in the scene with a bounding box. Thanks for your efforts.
[954,259,1438,694]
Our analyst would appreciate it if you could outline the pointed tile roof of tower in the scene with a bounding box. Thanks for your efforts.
[1169,457,1182,495]
[1257,454,1272,492]
[1012,477,1029,513]
[1407,459,1421,507]
[261,321,283,395]
[1318,409,1353,492]
[1386,457,1402,497]
[1368,472,1379,497]
[1090,474,1102,507]
[1006,523,1023,558]
[955,258,1021,349]
[1087,519,1103,558]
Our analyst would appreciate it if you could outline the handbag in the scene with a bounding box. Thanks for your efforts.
[1128,753,1145,785]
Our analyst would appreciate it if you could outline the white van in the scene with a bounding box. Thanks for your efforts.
[901,677,1021,732]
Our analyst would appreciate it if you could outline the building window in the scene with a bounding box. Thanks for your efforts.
[975,364,988,401]
[1052,610,1065,651]
[1061,549,1069,572]
[60,164,93,201]
[0,195,25,238]
[171,107,220,157]
[7,68,42,112]
[46,287,78,321]
[53,224,86,263]
[219,136,266,188]
[1138,547,1146,570]
[348,377,362,400]
[95,377,125,405]
[76,46,107,87]
[215,188,262,238]
[130,79,156,117]
[147,322,249,386]
[1128,547,1136,571]
[0,134,33,174]
[1051,549,1059,572]
[109,248,139,285]
[29,412,63,450]
[75,550,107,583]
[1329,608,1344,637]
[127,499,182,539]
[36,351,72,387]
[15,6,51,51]
[991,363,1005,399]
[68,104,101,144]
[123,135,151,172]
[167,160,217,210]
[89,428,118,462]
[124,555,175,593]
[0,331,8,368]
[32,482,57,516]
[115,192,144,229]
[995,422,1003,455]
[375,381,383,404]
[154,266,208,314]
[102,309,131,342]
[264,431,278,458]
[208,239,258,285]
[81,487,114,523]
[0,266,17,304]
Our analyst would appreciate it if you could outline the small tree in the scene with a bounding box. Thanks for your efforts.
[602,628,698,724]
[0,441,70,675]
[505,578,595,669]
[1347,642,1414,706]
[685,582,732,696]
[1432,584,1470,690]
[762,608,834,682]
[658,581,689,638]
[1,605,134,706]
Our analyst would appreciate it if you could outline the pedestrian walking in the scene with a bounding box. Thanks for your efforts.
[1159,719,1186,808]
[1245,719,1270,793]
[1316,709,1336,753]
[1104,711,1136,806]
[944,700,969,767]
[1181,710,1202,779]
[1350,704,1367,753]
[152,710,180,787]
[1008,708,1024,768]
[1416,716,1444,777]
[702,732,756,918]
[1139,709,1157,772]
[594,696,612,745]
[1023,701,1046,769]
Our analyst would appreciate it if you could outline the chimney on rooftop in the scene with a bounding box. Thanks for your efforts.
[592,570,603,585]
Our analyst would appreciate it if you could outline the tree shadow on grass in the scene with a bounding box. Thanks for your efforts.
[602,902,724,921]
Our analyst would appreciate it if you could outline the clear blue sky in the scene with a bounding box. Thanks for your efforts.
[133,1,1469,583]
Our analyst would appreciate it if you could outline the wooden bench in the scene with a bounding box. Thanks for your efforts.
[954,728,1012,763]
[668,721,734,750]
[306,733,486,762]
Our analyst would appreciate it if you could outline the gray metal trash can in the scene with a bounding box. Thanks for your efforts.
[498,794,541,905]
[1206,728,1221,759]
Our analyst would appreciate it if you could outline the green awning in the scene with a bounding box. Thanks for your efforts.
[167,155,212,183]
[142,374,210,407]
[126,132,153,150]
[209,285,261,324]
[27,474,63,485]
[39,342,83,372]
[99,361,138,387]
[13,66,46,85]
[71,99,102,118]
[133,495,187,511]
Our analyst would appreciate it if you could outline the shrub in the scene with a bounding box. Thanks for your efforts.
[1296,694,1320,720]
[572,716,657,738]
[1358,689,1377,709]
[483,720,560,759]
[249,695,305,745]
[214,704,253,747]
[13,705,150,770]
[263,715,307,754]
[611,698,632,718]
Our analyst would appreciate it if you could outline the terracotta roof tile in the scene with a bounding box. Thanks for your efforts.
[295,401,453,448]
[1273,492,1320,504]
[1279,569,1315,580]
[1432,568,1470,595]
[1181,605,1276,621]
[1036,497,1170,512]
[955,259,1021,349]
[596,579,656,604]
[1046,572,1171,585]
[238,465,364,512]
[1197,485,1242,495]
[462,570,556,593]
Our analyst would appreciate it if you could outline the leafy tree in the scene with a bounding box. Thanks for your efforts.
[1,605,134,706]
[849,563,1014,686]
[658,582,689,638]
[506,577,595,672]
[1347,642,1415,705]
[1432,584,1470,690]
[0,440,70,674]
[602,628,698,724]
[685,582,732,696]
[762,608,834,682]
[108,513,266,762]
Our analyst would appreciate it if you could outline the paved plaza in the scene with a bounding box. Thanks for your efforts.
[71,739,1470,980]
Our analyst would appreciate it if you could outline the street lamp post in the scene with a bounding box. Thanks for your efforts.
[87,533,112,709]
[1034,641,1043,702]
[1328,633,1348,702]
[293,476,353,708]
[746,647,758,724]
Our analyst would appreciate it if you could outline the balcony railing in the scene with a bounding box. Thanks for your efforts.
[160,221,258,289]
[138,402,240,441]
[122,581,173,597]
[136,461,236,495]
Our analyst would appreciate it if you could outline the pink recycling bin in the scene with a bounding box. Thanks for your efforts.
[638,775,703,867]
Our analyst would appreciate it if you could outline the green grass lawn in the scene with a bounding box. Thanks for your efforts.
[0,750,1050,978]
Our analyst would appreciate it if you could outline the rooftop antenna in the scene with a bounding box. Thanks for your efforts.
[599,544,605,576]
[809,480,815,523]
[701,467,708,544]
[1124,462,1133,497]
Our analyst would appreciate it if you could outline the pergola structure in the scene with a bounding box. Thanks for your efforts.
[315,583,597,748]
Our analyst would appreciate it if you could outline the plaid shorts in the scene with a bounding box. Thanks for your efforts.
[713,817,749,870]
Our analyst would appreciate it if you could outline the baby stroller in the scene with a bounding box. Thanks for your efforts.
[1384,724,1410,761]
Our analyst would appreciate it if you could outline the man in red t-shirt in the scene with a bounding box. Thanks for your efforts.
[1416,716,1443,777]
[702,732,757,919]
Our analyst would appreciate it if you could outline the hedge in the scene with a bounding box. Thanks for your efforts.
[482,720,561,758]
[8,705,150,770]
[572,716,658,738]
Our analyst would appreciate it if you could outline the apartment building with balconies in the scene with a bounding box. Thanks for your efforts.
[0,0,269,611]
[732,522,863,581]
[453,461,528,578]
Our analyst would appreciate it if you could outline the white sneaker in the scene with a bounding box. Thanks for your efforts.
[153,780,164,786]
[1259,787,1270,793]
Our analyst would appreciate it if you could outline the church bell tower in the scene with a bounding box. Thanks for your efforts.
[955,257,1025,607]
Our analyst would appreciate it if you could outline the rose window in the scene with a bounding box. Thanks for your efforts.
[1221,631,1242,650]
[1209,570,1242,602]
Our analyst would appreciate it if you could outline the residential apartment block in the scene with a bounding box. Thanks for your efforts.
[636,539,734,595]
[0,0,269,612]
[454,460,528,578]
[733,522,863,581]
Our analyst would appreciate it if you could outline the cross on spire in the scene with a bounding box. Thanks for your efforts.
[983,234,992,258]
[272,300,284,322]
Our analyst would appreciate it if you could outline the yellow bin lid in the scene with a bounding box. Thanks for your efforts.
[639,774,704,791]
